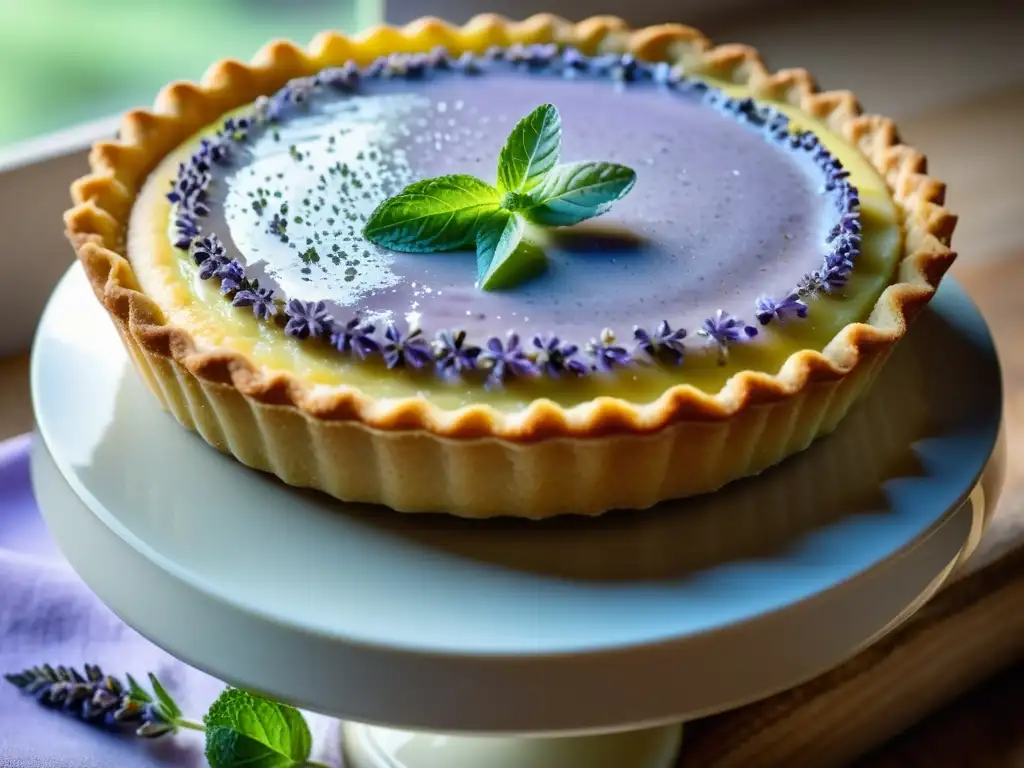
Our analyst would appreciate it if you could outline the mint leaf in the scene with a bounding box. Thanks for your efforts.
[476,212,522,283]
[363,174,500,252]
[497,103,561,194]
[206,729,297,768]
[523,161,636,227]
[476,213,546,291]
[148,673,182,722]
[204,688,312,768]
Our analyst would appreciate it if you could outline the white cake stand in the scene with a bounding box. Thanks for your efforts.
[30,266,1004,768]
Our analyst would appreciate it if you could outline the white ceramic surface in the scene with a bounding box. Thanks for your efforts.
[340,721,685,768]
[30,265,1001,737]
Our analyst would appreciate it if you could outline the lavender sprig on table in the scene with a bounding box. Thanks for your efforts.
[3,664,197,738]
[5,666,333,768]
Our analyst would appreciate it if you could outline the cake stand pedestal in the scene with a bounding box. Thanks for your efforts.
[29,267,1004,768]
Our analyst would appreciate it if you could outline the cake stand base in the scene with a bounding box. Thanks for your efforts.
[341,722,683,768]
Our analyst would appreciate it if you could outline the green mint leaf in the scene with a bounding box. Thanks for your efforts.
[499,191,531,213]
[148,673,182,722]
[476,213,546,291]
[497,103,562,194]
[204,689,312,768]
[523,161,636,227]
[475,212,522,282]
[206,728,299,768]
[363,174,500,253]
[125,673,153,704]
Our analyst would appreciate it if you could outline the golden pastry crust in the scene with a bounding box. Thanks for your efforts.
[64,14,956,517]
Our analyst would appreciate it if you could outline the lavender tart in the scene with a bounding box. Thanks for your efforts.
[65,15,955,518]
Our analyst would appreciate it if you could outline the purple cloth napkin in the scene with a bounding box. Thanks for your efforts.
[0,435,343,767]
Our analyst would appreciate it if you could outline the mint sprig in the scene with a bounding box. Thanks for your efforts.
[363,103,637,291]
[204,688,320,768]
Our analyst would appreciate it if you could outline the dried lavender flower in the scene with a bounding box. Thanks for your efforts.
[232,286,278,320]
[796,270,828,298]
[634,321,687,365]
[755,293,808,325]
[382,322,432,369]
[319,61,360,90]
[587,328,632,372]
[284,299,332,340]
[3,665,193,739]
[433,330,480,375]
[173,215,201,250]
[697,310,758,364]
[331,317,380,359]
[530,334,589,377]
[191,235,229,280]
[479,333,538,384]
[216,260,245,295]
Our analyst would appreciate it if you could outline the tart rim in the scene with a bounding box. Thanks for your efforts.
[64,13,956,443]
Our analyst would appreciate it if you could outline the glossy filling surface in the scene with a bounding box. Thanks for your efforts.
[221,74,826,338]
[129,67,902,411]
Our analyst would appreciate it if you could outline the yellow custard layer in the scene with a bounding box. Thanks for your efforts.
[127,79,902,412]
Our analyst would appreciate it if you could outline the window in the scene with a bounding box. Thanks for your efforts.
[0,0,381,147]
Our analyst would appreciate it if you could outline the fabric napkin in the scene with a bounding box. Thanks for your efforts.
[2,432,1023,767]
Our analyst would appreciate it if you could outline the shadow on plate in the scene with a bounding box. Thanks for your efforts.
[333,303,999,580]
[545,222,649,255]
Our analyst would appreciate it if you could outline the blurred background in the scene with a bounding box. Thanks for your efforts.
[0,0,380,147]
[3,0,1022,149]
[2,0,1020,258]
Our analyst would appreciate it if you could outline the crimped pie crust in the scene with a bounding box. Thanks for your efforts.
[64,14,956,518]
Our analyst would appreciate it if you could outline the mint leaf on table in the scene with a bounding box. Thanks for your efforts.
[497,103,562,193]
[362,103,636,291]
[204,688,313,768]
[521,161,637,227]
[363,174,500,252]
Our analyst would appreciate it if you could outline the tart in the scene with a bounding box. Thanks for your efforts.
[65,14,955,518]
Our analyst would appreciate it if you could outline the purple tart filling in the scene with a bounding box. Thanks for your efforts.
[168,47,864,384]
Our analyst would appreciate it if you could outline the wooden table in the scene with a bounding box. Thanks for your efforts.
[851,253,1024,764]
